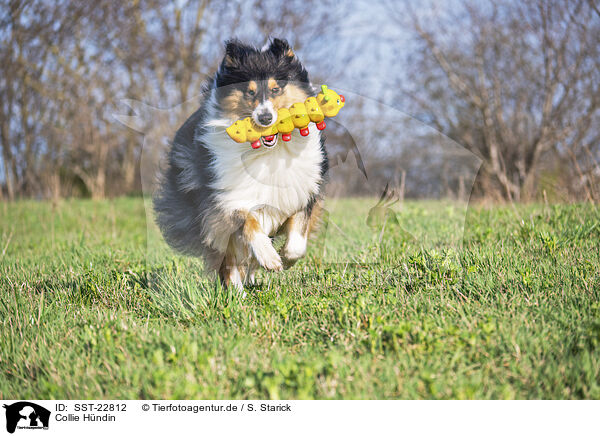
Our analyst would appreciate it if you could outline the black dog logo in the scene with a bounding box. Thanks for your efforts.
[3,402,50,434]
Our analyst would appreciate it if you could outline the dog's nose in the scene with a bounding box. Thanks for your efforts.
[257,112,273,125]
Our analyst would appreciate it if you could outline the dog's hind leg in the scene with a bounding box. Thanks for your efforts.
[218,234,246,293]
[246,258,260,286]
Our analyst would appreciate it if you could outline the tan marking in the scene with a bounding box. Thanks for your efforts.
[271,84,310,110]
[221,89,243,119]
[243,214,261,241]
[219,231,254,286]
[248,81,257,93]
[286,49,294,58]
[220,86,259,120]
[284,215,295,233]
[221,83,309,122]
[224,55,235,67]
[278,215,294,238]
[283,212,309,236]
[268,78,278,90]
[277,210,310,239]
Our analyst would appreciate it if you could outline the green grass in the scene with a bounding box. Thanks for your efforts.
[1,197,599,399]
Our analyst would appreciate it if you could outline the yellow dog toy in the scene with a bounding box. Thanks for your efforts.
[226,85,346,149]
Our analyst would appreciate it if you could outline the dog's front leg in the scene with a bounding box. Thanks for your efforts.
[280,210,309,269]
[243,213,282,271]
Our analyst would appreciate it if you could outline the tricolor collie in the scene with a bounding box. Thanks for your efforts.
[154,38,328,291]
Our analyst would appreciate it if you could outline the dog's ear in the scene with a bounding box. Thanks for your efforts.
[222,39,248,69]
[269,38,295,59]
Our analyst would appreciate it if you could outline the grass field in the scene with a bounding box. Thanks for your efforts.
[1,197,599,399]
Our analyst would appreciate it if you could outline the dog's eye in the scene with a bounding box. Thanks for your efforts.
[247,89,256,97]
[271,87,280,95]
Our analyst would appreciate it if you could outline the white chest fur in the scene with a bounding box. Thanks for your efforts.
[200,126,323,236]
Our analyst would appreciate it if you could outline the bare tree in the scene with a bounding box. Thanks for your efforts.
[0,0,339,200]
[395,0,600,201]
[4,0,595,202]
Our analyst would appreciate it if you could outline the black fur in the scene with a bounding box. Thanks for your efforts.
[217,38,309,84]
[215,38,312,101]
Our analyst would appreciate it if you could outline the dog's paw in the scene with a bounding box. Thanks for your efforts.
[257,246,283,271]
[282,231,307,261]
[281,232,307,270]
[251,234,283,271]
[262,253,283,271]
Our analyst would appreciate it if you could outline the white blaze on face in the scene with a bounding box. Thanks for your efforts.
[252,99,277,127]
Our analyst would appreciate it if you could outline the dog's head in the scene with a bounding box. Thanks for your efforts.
[214,38,313,147]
